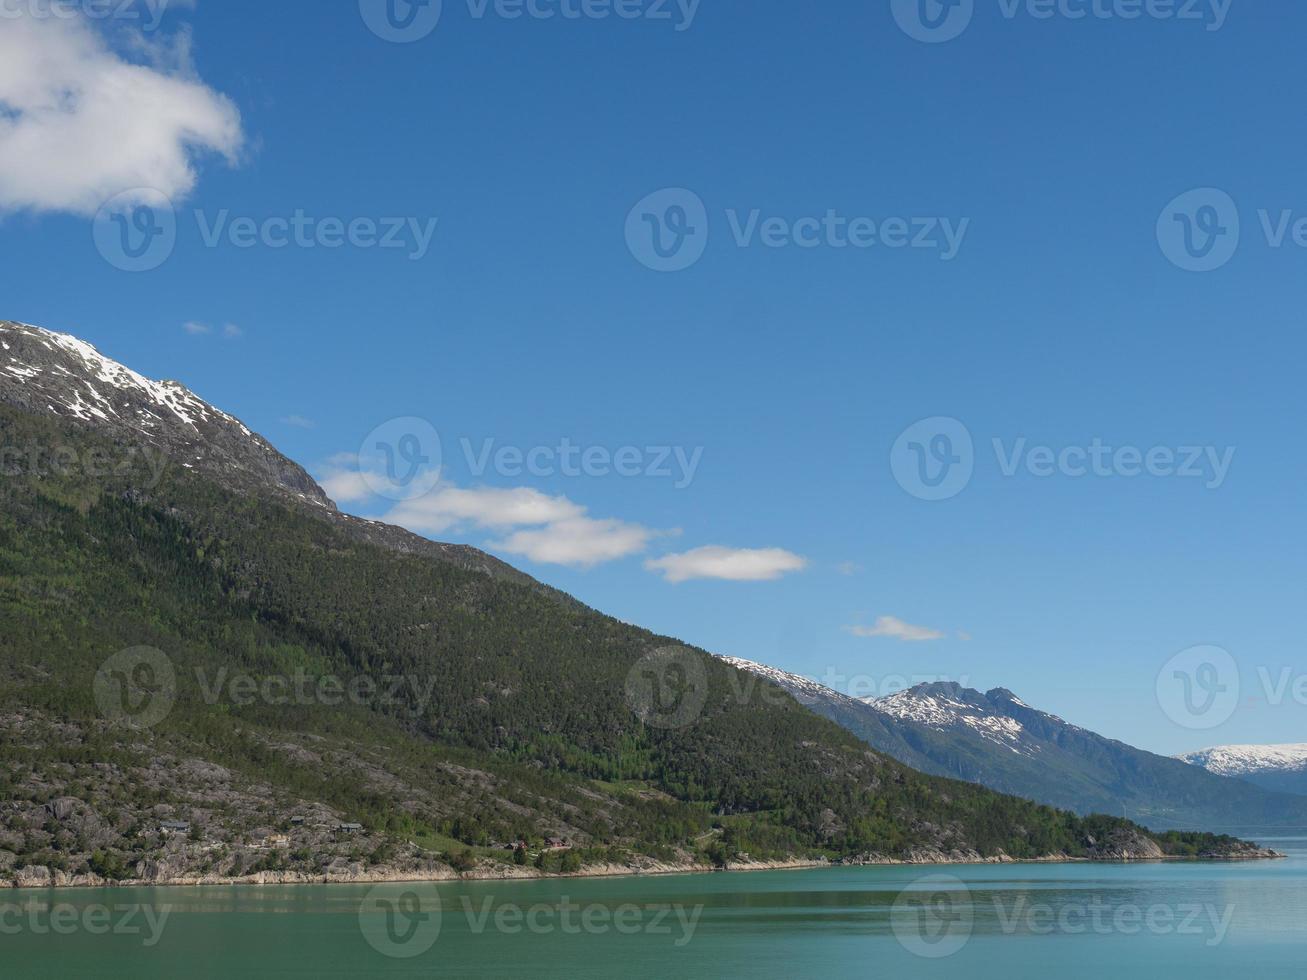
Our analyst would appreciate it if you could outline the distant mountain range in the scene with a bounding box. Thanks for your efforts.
[1178,745,1307,797]
[722,658,1307,832]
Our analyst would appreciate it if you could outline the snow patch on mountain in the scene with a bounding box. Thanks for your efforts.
[3,322,253,435]
[717,656,863,707]
[0,319,330,508]
[1178,744,1307,777]
[868,687,1033,753]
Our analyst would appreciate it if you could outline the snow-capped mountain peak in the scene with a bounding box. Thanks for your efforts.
[0,320,330,507]
[866,683,1037,754]
[3,321,249,433]
[1178,744,1307,777]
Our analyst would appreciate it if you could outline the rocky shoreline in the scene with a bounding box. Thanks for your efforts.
[4,846,1283,891]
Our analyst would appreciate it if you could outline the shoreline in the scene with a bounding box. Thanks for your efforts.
[3,848,1284,892]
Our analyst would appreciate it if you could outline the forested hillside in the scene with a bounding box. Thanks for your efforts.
[0,404,1262,883]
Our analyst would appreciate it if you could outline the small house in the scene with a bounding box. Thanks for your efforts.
[337,822,363,834]
[159,821,191,835]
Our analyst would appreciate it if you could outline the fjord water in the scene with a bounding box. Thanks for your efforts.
[5,834,1305,979]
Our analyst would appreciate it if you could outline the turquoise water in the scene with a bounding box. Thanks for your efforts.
[3,833,1305,978]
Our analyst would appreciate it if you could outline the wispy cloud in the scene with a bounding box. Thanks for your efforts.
[491,517,658,568]
[845,616,946,642]
[386,485,584,534]
[222,323,243,339]
[645,546,808,584]
[0,11,242,215]
[316,454,659,568]
[182,321,210,335]
[280,415,315,429]
[318,468,376,505]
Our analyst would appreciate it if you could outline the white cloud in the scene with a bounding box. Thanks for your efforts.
[315,456,659,568]
[0,11,242,215]
[845,616,946,642]
[490,517,657,568]
[281,415,315,429]
[837,561,862,576]
[182,321,210,335]
[222,323,243,339]
[387,486,584,535]
[318,468,376,505]
[645,546,808,584]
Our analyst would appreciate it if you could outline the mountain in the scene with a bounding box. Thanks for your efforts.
[0,320,1268,887]
[1178,745,1307,797]
[0,320,553,592]
[723,659,1307,832]
[0,321,327,507]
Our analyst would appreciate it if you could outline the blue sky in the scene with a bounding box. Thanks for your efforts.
[2,0,1305,756]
